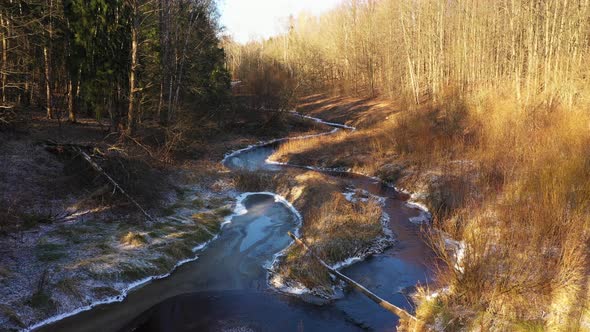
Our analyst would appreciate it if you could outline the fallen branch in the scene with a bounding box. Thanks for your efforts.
[41,140,96,152]
[72,146,155,222]
[42,140,155,221]
[124,133,155,158]
[287,231,423,328]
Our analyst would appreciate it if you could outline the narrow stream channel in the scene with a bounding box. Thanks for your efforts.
[38,116,434,332]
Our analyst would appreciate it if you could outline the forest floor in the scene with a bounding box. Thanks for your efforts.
[0,107,325,330]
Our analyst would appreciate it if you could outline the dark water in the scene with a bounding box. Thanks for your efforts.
[38,126,434,332]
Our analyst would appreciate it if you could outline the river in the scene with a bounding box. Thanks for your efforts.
[37,115,434,332]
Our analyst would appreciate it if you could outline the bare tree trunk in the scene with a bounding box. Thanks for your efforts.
[67,79,76,122]
[157,81,163,119]
[127,2,138,136]
[172,8,199,115]
[158,0,170,126]
[400,14,419,105]
[1,14,7,104]
[43,46,53,119]
[44,0,54,119]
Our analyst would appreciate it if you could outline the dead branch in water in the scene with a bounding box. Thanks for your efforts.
[287,231,424,330]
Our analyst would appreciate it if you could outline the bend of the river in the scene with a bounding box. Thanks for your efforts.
[37,115,434,332]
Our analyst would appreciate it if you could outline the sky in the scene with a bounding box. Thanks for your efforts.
[219,0,342,43]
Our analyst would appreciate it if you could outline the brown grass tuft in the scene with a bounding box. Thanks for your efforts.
[120,232,148,247]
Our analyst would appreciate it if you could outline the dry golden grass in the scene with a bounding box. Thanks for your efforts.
[273,92,590,330]
[429,99,590,330]
[278,193,383,290]
[120,232,148,247]
[268,171,384,291]
[296,94,398,129]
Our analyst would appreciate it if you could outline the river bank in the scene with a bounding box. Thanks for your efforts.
[0,109,325,331]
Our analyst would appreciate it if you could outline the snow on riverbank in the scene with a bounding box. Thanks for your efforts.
[24,255,202,332]
[15,111,366,331]
[21,184,237,331]
[288,111,357,130]
[222,127,339,166]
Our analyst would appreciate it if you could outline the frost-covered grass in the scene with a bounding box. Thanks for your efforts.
[0,183,233,331]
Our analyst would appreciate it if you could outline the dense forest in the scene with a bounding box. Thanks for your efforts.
[1,0,229,137]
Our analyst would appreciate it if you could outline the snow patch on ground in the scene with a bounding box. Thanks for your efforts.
[268,274,310,296]
[289,111,356,130]
[342,190,356,202]
[425,286,451,301]
[396,190,432,224]
[406,201,432,224]
[444,237,466,273]
[331,256,365,271]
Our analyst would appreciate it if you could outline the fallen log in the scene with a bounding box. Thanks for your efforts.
[287,231,423,329]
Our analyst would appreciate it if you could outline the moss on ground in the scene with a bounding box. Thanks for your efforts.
[213,206,232,217]
[191,198,205,209]
[149,256,175,271]
[192,212,223,233]
[55,278,83,300]
[119,263,151,281]
[162,241,194,261]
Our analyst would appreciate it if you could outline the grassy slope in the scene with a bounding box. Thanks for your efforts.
[269,93,590,331]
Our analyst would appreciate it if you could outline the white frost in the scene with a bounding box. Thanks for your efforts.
[269,274,309,295]
[289,111,356,130]
[444,237,466,273]
[24,255,201,331]
[222,126,339,166]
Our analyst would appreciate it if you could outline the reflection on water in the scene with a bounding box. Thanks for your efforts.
[126,291,364,332]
